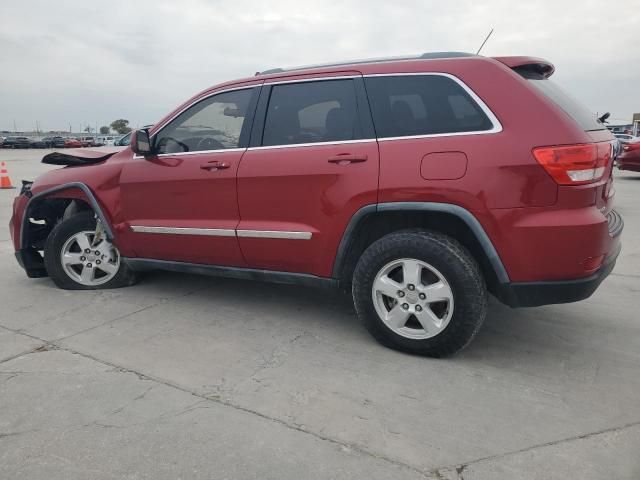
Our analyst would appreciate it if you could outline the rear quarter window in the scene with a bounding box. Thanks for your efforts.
[516,68,604,131]
[364,75,495,138]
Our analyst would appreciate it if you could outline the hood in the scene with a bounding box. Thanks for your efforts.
[42,146,125,166]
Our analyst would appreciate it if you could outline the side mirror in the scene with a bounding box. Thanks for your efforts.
[131,129,152,156]
[598,112,611,124]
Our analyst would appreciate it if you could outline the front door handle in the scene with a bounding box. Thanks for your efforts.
[200,161,230,171]
[328,153,368,165]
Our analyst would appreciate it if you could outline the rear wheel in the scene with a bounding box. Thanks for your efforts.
[44,212,137,290]
[352,230,487,357]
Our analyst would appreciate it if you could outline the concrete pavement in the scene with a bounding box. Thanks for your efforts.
[1,149,639,479]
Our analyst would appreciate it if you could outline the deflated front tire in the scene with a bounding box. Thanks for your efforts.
[44,211,137,290]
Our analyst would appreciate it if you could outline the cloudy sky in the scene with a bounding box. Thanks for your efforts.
[1,0,638,132]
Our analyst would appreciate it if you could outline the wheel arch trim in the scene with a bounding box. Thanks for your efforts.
[332,202,510,284]
[20,182,114,249]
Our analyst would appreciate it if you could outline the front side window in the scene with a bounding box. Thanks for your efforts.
[155,88,253,154]
[365,75,494,138]
[262,79,362,147]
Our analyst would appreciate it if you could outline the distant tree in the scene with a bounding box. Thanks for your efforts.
[99,126,110,135]
[84,126,94,133]
[110,119,132,134]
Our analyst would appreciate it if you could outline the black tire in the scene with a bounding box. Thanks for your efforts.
[352,230,487,357]
[44,211,137,290]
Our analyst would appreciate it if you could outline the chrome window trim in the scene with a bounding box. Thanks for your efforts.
[376,130,499,142]
[237,230,312,240]
[130,225,313,240]
[263,75,359,86]
[133,147,246,160]
[130,226,236,237]
[142,72,500,157]
[363,72,503,137]
[247,138,376,151]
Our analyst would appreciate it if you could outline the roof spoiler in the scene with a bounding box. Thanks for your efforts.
[492,56,555,78]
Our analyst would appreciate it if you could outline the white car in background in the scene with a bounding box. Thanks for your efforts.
[96,135,118,146]
[614,133,635,143]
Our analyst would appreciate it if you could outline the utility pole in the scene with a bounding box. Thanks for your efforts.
[13,119,17,133]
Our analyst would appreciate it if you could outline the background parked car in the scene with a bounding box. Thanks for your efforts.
[617,138,640,172]
[97,135,118,146]
[114,133,130,146]
[115,125,154,147]
[50,136,66,148]
[63,137,83,148]
[2,136,31,148]
[78,136,97,147]
[614,133,635,142]
[29,138,51,148]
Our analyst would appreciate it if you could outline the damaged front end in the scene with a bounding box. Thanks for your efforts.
[42,147,122,166]
[12,189,95,278]
[11,147,124,278]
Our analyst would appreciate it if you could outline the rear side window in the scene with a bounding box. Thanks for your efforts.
[262,79,362,146]
[516,69,604,131]
[364,75,494,138]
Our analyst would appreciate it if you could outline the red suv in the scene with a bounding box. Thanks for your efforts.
[9,52,622,357]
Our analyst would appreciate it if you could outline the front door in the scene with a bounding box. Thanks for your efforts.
[120,86,259,266]
[236,76,379,277]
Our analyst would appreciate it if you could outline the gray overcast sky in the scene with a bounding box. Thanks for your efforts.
[1,0,638,132]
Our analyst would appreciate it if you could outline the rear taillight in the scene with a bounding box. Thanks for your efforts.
[532,142,612,185]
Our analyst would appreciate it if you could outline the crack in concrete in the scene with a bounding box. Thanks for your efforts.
[3,323,640,479]
[438,420,640,474]
[0,430,37,439]
[0,344,48,365]
[611,272,640,279]
[53,286,208,343]
[51,343,433,479]
[247,331,306,380]
[106,384,155,417]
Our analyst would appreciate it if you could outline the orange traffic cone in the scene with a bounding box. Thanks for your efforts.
[1,162,15,189]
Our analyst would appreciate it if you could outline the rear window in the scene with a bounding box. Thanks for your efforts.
[516,69,604,131]
[364,75,494,138]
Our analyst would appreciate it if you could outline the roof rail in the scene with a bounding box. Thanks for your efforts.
[255,51,475,76]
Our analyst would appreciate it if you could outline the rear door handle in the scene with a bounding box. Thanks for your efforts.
[328,153,368,164]
[200,161,230,171]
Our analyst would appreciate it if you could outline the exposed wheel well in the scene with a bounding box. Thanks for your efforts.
[336,210,502,295]
[23,197,93,251]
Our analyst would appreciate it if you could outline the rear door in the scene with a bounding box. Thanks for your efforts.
[236,75,379,277]
[364,73,501,206]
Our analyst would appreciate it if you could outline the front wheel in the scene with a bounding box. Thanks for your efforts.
[352,230,487,357]
[44,212,137,290]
